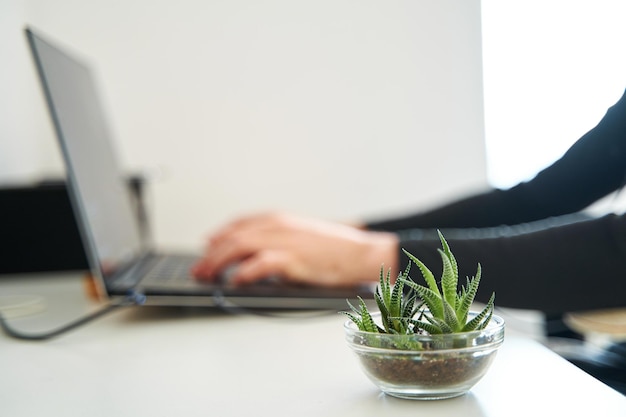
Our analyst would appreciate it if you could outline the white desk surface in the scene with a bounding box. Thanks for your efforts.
[1,272,625,417]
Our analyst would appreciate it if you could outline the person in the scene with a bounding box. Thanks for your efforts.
[192,87,626,314]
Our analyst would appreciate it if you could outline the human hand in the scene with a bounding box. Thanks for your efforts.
[191,212,398,288]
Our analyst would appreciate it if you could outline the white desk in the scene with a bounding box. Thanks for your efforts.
[1,273,625,417]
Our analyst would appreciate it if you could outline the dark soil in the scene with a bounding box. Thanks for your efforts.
[359,353,494,387]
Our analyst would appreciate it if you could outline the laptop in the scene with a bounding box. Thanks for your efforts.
[25,26,373,309]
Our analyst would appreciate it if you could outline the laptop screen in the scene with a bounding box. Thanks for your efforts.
[26,28,145,285]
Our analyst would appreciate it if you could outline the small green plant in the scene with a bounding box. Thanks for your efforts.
[343,230,495,335]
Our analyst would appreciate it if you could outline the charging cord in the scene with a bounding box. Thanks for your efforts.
[0,291,145,341]
[210,289,338,319]
[0,289,335,341]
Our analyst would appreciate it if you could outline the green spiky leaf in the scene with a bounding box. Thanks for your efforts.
[463,293,495,332]
[456,264,482,325]
[402,248,440,297]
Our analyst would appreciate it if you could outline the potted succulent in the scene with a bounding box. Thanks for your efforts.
[342,231,505,400]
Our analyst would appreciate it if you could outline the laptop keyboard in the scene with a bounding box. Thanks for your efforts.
[144,255,199,285]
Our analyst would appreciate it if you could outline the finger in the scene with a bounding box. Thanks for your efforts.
[230,251,294,286]
[190,258,218,280]
[201,225,282,279]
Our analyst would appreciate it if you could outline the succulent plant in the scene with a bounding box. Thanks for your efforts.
[342,230,495,335]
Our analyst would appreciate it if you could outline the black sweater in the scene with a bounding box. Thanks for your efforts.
[367,88,626,314]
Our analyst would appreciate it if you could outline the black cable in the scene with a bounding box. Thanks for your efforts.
[0,288,336,341]
[211,290,339,319]
[0,291,145,341]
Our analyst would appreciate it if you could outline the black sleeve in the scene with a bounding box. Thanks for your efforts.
[366,88,626,231]
[398,213,626,314]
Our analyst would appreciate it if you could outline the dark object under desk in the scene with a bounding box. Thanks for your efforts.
[0,177,147,275]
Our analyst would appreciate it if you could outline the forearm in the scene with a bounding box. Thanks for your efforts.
[397,213,626,314]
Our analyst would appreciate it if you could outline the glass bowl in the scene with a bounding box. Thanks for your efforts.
[344,312,505,400]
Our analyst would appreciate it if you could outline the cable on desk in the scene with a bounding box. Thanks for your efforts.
[0,288,337,341]
[0,291,146,341]
[211,289,338,319]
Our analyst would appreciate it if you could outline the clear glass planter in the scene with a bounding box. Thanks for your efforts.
[344,312,505,400]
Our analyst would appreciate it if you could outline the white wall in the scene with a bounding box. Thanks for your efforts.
[1,0,487,250]
[0,0,59,181]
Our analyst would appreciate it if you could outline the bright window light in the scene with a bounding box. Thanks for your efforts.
[481,0,626,189]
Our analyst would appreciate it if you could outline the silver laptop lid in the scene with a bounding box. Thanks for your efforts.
[26,27,145,293]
